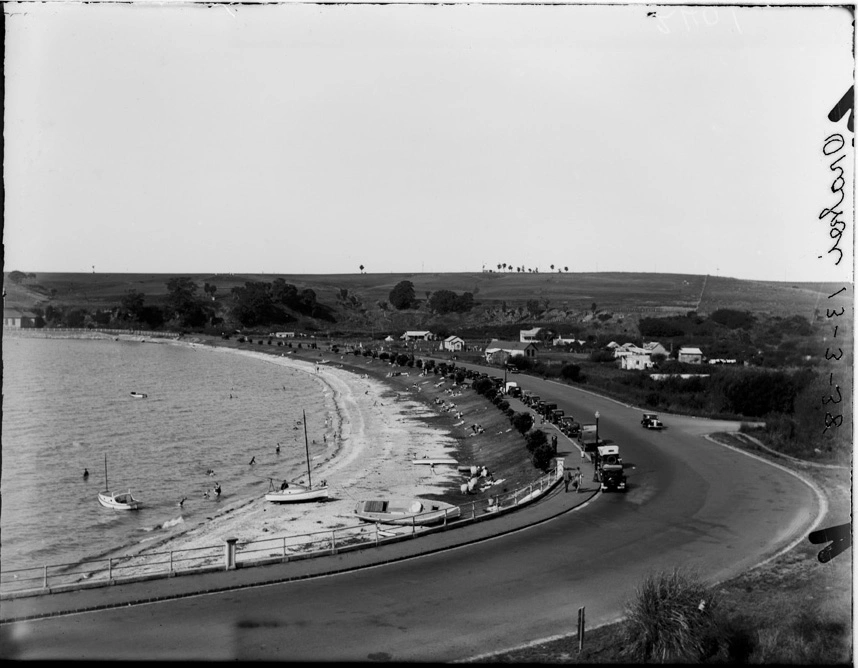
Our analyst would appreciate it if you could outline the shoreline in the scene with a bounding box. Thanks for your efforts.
[98,336,466,565]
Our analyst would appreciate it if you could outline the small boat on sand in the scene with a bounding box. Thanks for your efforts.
[130,392,148,399]
[97,454,141,510]
[266,409,330,504]
[354,499,461,525]
[265,481,329,503]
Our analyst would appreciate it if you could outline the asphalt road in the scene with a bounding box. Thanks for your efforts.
[0,365,821,660]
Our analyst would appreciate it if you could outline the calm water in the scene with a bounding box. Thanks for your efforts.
[1,336,335,572]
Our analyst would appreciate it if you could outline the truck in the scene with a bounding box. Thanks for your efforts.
[594,445,627,492]
[578,424,600,452]
[504,381,521,398]
[542,402,558,417]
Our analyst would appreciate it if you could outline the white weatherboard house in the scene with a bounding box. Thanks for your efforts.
[485,340,538,363]
[520,327,542,343]
[678,347,704,364]
[442,335,465,352]
[621,353,654,370]
[401,330,434,341]
[274,331,296,338]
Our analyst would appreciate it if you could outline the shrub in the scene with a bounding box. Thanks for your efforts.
[531,442,555,471]
[512,412,534,434]
[623,568,725,663]
[560,363,582,382]
[473,378,494,395]
[589,350,616,363]
[525,429,548,452]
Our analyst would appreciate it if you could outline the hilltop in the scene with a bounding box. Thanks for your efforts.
[2,271,841,337]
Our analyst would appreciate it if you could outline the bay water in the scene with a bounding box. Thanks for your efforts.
[1,336,335,573]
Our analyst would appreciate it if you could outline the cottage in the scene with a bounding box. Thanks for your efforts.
[442,335,465,352]
[678,347,704,364]
[620,353,654,370]
[485,339,538,363]
[3,308,38,328]
[401,331,434,341]
[274,332,296,338]
[519,327,544,343]
[614,342,647,358]
[642,341,669,357]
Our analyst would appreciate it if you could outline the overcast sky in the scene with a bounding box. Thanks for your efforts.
[3,2,854,282]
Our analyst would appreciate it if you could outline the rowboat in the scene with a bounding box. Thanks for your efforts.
[130,392,148,399]
[97,454,141,510]
[265,409,330,504]
[354,499,461,525]
[411,458,458,466]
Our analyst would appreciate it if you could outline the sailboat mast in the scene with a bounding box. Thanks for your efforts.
[303,409,312,489]
[103,453,109,492]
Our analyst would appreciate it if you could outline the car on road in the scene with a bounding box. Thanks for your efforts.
[641,413,664,430]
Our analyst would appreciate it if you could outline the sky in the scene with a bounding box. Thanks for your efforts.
[3,1,854,283]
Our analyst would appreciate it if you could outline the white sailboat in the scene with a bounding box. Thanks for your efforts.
[265,409,330,503]
[97,453,141,510]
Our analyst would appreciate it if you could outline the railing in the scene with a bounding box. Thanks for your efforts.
[0,466,562,597]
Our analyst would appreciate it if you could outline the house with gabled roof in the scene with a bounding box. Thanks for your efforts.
[3,308,38,328]
[485,339,538,363]
[442,335,465,352]
[401,330,434,341]
[643,341,669,357]
[520,327,543,343]
[678,346,704,364]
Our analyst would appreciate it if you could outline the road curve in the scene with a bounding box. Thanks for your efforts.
[1,367,821,661]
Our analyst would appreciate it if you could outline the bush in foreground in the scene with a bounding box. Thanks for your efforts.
[623,568,725,663]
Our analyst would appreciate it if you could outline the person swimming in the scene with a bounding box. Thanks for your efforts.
[249,456,256,465]
[83,468,89,480]
[276,443,281,454]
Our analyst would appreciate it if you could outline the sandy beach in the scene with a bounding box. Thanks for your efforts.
[123,341,464,560]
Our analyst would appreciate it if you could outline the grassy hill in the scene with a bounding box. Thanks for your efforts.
[4,271,842,335]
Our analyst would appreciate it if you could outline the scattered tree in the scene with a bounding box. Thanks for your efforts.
[389,280,416,310]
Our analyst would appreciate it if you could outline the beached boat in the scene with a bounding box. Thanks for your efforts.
[354,498,461,525]
[411,458,459,466]
[97,454,141,510]
[130,391,148,399]
[265,481,329,503]
[265,409,330,504]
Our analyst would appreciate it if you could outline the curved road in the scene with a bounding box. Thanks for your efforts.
[2,367,821,660]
